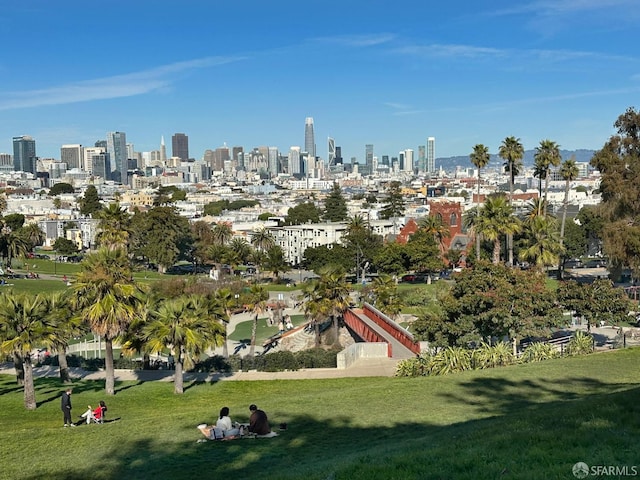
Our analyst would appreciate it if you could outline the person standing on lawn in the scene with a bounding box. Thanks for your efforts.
[61,388,74,427]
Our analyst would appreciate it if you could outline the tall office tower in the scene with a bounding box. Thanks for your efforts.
[365,144,374,175]
[13,135,37,174]
[334,146,343,165]
[84,146,106,175]
[203,149,215,169]
[61,144,83,170]
[0,153,13,172]
[381,155,389,166]
[213,145,230,171]
[95,140,107,149]
[327,137,336,167]
[427,137,435,174]
[268,146,279,176]
[160,136,167,165]
[288,146,301,175]
[304,117,315,159]
[232,146,244,168]
[172,133,189,161]
[418,145,426,173]
[126,143,136,162]
[106,131,127,183]
[403,149,414,172]
[398,152,405,171]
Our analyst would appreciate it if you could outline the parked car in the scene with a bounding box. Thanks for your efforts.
[584,258,606,268]
[564,259,583,269]
[401,274,417,283]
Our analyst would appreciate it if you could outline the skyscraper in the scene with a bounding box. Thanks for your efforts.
[288,146,301,176]
[403,149,414,173]
[365,144,374,175]
[304,117,315,159]
[106,131,127,184]
[13,135,37,174]
[427,137,436,174]
[60,144,82,170]
[268,146,279,176]
[418,145,426,173]
[327,137,335,167]
[172,133,189,161]
[160,136,167,165]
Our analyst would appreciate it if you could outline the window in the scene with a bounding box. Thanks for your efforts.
[450,213,457,226]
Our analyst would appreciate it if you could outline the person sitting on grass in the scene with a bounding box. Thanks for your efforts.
[197,406,241,440]
[248,404,271,436]
[79,401,107,424]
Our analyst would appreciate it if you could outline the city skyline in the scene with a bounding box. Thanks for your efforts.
[1,1,638,163]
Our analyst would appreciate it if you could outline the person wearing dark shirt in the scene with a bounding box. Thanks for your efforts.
[248,404,271,435]
[61,388,74,427]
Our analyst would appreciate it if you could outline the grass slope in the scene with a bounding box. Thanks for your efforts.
[0,349,639,479]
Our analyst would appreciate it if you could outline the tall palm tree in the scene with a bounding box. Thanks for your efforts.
[43,291,87,383]
[315,267,351,345]
[228,237,252,266]
[498,137,524,266]
[212,222,233,246]
[250,227,275,253]
[534,139,562,216]
[559,157,580,247]
[419,210,452,252]
[245,284,268,356]
[211,288,234,358]
[300,280,329,348]
[0,292,51,410]
[346,214,369,235]
[72,247,142,395]
[519,215,563,271]
[475,194,522,265]
[2,230,30,268]
[95,202,131,250]
[470,144,491,261]
[143,295,224,394]
[19,223,46,251]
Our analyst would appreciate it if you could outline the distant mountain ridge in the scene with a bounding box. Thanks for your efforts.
[436,149,596,170]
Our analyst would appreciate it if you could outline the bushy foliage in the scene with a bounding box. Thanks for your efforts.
[519,342,560,363]
[566,331,594,356]
[471,342,516,369]
[223,348,338,372]
[192,355,232,373]
[428,347,473,375]
[396,353,431,377]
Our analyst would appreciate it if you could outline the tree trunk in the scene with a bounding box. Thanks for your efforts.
[493,240,501,265]
[476,176,481,260]
[512,337,517,357]
[314,321,321,348]
[13,352,24,385]
[104,338,115,396]
[23,355,36,410]
[174,353,184,394]
[249,314,258,356]
[560,179,569,246]
[57,346,71,383]
[508,172,514,266]
[332,314,340,346]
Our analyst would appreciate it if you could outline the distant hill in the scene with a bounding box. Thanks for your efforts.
[436,149,596,171]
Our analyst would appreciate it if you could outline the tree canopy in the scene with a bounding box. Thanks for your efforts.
[322,183,348,222]
[49,183,75,196]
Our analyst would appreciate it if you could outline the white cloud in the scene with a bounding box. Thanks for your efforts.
[0,56,246,111]
[311,34,395,47]
[394,43,505,59]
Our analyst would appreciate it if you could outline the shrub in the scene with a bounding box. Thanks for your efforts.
[519,342,559,363]
[472,342,516,369]
[396,353,431,377]
[428,347,472,376]
[566,331,594,356]
[295,348,338,368]
[191,355,232,373]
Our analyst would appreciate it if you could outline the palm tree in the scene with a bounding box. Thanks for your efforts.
[498,137,524,266]
[559,157,579,247]
[72,247,143,395]
[470,144,491,261]
[143,295,225,394]
[2,230,30,268]
[0,292,51,410]
[0,193,7,214]
[245,284,268,356]
[300,280,329,348]
[228,237,252,266]
[346,214,369,236]
[534,140,562,216]
[371,274,403,319]
[250,227,275,253]
[212,222,233,246]
[211,288,234,358]
[43,291,87,383]
[419,214,451,253]
[475,194,522,265]
[315,267,351,345]
[95,203,131,250]
[519,216,563,271]
[19,223,46,251]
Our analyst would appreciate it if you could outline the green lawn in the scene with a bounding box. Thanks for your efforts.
[1,348,639,479]
[228,315,307,344]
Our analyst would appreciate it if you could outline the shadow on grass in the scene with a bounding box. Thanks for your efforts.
[14,378,640,480]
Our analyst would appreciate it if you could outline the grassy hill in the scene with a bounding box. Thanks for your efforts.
[1,348,639,479]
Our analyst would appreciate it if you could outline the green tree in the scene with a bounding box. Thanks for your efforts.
[518,215,563,271]
[370,274,403,319]
[17,223,45,251]
[322,183,348,222]
[418,215,451,252]
[95,203,131,250]
[314,266,351,345]
[499,136,524,265]
[245,285,268,356]
[78,185,102,216]
[0,292,50,409]
[405,227,443,278]
[378,181,405,220]
[470,144,491,261]
[474,194,521,265]
[302,244,353,273]
[53,237,78,255]
[143,295,224,394]
[212,222,233,246]
[49,182,74,196]
[250,227,276,253]
[534,139,562,216]
[262,245,290,280]
[559,157,580,247]
[285,202,321,225]
[1,229,31,266]
[373,242,410,278]
[3,213,25,231]
[72,248,143,395]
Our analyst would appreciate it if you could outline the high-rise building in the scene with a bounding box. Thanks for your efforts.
[106,131,127,183]
[403,149,414,172]
[335,146,343,165]
[427,137,436,174]
[84,146,107,176]
[13,135,37,174]
[418,145,426,173]
[365,144,374,175]
[0,153,13,173]
[61,144,83,170]
[213,145,230,171]
[288,146,301,175]
[268,147,279,176]
[172,133,189,161]
[328,137,335,167]
[304,117,315,159]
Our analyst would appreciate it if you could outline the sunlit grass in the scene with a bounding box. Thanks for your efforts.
[1,348,639,479]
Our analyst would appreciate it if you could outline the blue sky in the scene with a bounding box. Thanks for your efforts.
[1,0,638,163]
